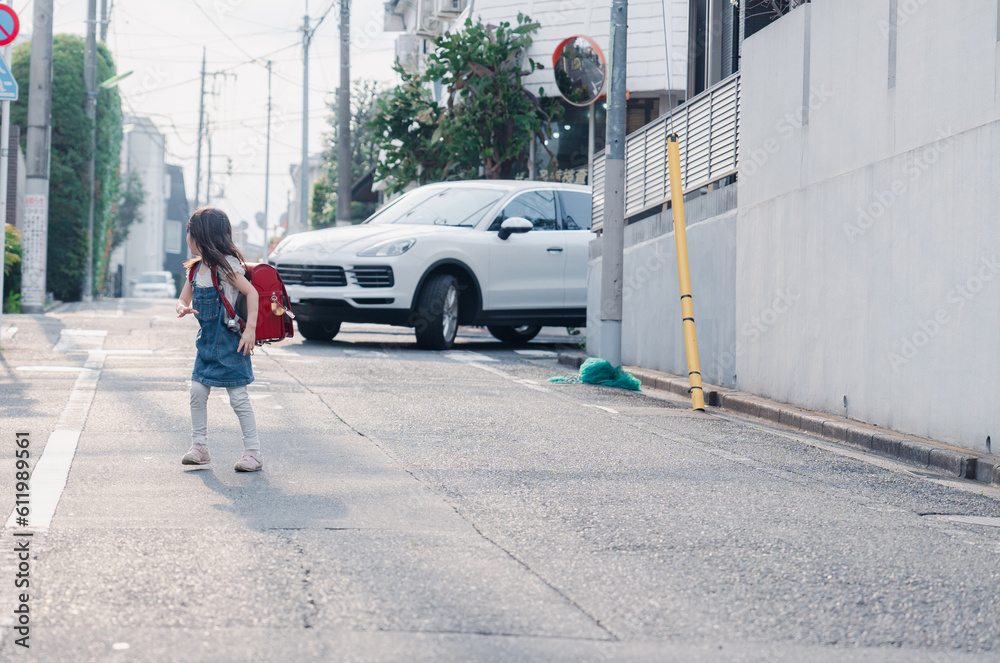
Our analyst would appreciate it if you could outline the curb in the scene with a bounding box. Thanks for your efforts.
[557,352,999,486]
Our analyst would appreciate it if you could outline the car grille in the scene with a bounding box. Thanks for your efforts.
[349,266,394,288]
[276,264,347,287]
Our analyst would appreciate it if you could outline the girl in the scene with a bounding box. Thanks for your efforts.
[175,207,263,472]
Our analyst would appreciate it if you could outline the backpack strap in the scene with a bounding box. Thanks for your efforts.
[209,265,243,329]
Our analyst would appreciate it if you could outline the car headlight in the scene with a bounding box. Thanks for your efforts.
[356,237,416,257]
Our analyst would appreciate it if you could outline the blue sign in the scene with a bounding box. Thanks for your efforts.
[0,11,14,43]
[0,57,17,101]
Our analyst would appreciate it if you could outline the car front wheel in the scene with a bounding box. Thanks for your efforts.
[414,274,459,350]
[487,325,542,346]
[297,320,341,342]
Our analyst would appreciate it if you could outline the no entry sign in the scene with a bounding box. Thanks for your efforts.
[0,6,19,47]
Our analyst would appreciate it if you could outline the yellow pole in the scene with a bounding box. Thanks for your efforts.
[666,134,705,411]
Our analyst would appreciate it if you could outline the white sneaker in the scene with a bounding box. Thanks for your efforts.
[234,450,262,472]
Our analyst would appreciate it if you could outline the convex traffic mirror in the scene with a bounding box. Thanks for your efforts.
[553,35,606,106]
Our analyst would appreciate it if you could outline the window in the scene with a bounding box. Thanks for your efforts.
[560,192,592,230]
[626,98,659,134]
[489,191,558,231]
[365,186,505,227]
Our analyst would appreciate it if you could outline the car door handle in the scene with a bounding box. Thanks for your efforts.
[547,247,564,253]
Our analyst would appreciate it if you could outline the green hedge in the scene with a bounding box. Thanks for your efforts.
[11,35,123,301]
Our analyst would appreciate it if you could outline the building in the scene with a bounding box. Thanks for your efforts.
[588,0,1000,455]
[164,164,190,282]
[383,0,690,183]
[108,116,189,297]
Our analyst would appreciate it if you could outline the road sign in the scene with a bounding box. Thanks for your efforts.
[0,6,19,47]
[0,56,17,101]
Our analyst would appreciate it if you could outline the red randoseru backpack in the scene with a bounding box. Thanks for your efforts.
[188,261,295,345]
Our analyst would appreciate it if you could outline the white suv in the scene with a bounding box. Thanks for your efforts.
[268,181,593,350]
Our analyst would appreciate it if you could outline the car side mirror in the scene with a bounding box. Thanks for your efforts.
[498,217,533,240]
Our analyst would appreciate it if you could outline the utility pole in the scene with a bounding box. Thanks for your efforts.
[336,0,351,226]
[20,0,54,314]
[194,47,205,209]
[206,125,212,205]
[0,0,13,331]
[300,8,311,233]
[599,0,627,365]
[99,0,108,41]
[263,60,272,261]
[82,0,98,302]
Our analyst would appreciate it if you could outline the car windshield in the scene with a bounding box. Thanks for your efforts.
[139,274,167,284]
[364,187,506,227]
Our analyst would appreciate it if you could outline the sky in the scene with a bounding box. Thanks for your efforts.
[9,0,398,245]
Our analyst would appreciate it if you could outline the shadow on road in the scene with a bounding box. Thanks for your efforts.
[186,467,349,532]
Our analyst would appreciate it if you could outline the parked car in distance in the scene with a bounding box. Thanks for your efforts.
[268,180,593,350]
[131,271,177,299]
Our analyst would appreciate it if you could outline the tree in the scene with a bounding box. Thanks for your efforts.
[368,66,469,196]
[11,35,123,301]
[99,172,144,293]
[427,14,558,180]
[370,14,559,195]
[3,223,21,312]
[310,80,385,229]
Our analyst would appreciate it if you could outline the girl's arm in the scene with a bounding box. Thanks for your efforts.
[176,280,198,317]
[229,271,258,356]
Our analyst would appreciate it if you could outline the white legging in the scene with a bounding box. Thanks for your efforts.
[190,381,260,451]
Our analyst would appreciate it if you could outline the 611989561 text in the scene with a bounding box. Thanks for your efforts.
[13,431,32,648]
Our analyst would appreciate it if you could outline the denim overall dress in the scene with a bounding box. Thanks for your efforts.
[191,267,254,388]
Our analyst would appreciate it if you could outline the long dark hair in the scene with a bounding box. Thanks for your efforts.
[183,207,246,280]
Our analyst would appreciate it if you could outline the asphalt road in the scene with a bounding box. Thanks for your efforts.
[1,298,999,662]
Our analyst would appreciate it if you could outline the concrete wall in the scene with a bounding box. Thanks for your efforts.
[588,184,738,387]
[736,0,1000,452]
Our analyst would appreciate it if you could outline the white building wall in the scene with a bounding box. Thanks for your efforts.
[388,0,687,101]
[737,0,1000,452]
[471,0,687,98]
[120,117,167,294]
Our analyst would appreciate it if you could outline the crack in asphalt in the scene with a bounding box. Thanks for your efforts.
[263,350,618,642]
[274,533,319,630]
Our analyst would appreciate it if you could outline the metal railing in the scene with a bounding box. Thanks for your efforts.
[592,73,740,230]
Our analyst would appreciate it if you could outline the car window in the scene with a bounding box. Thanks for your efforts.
[140,274,167,283]
[560,191,592,230]
[488,190,558,231]
[364,187,506,227]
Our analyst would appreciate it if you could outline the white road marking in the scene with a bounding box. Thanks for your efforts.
[514,349,557,358]
[16,366,87,373]
[444,350,499,363]
[936,515,1000,528]
[5,349,105,531]
[53,329,107,352]
[1,325,16,340]
[66,350,153,356]
[582,404,619,414]
[464,361,552,393]
[343,349,390,358]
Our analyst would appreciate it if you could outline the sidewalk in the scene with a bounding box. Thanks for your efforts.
[558,352,1000,486]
